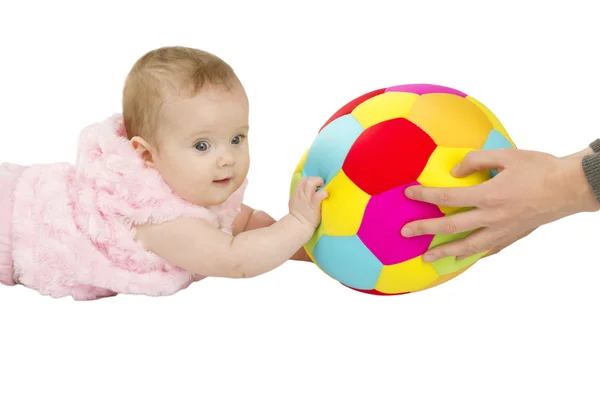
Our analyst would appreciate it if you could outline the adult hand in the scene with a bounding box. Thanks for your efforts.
[400,147,599,262]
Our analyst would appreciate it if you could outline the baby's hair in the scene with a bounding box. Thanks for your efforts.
[122,46,239,145]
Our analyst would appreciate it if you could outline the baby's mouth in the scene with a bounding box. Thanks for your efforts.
[213,177,232,184]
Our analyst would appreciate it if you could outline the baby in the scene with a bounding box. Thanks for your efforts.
[0,46,327,300]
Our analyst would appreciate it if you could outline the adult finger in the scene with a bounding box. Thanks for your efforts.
[401,208,486,237]
[452,148,514,177]
[478,227,536,260]
[422,228,495,262]
[481,247,501,258]
[404,184,481,208]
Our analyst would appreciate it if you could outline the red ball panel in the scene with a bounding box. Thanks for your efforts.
[342,118,437,196]
[319,88,386,132]
[342,283,409,296]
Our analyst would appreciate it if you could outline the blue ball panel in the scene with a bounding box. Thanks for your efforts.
[302,114,364,185]
[312,234,383,290]
[482,129,514,178]
[483,129,513,150]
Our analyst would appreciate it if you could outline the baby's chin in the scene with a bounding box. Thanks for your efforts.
[180,183,240,207]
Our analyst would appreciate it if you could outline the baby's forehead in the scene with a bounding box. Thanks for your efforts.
[157,112,249,142]
[161,89,248,126]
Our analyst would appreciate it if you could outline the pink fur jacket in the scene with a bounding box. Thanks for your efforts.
[11,114,247,300]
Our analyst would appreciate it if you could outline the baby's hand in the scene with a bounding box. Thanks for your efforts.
[289,177,328,229]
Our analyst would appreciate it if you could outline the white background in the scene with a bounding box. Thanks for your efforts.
[1,0,599,399]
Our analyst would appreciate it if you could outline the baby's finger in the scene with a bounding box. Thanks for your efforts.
[303,177,323,194]
[291,179,306,196]
[302,179,316,197]
[314,188,329,202]
[307,176,324,188]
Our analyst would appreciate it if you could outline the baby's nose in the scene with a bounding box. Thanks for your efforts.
[218,151,235,166]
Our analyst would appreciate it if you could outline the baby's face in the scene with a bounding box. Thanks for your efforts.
[151,82,250,207]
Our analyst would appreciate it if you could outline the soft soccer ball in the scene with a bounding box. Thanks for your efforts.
[290,83,516,295]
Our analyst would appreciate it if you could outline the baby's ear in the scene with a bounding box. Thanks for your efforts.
[130,136,156,167]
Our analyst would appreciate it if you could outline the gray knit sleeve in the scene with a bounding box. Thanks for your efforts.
[582,139,600,203]
[590,139,600,153]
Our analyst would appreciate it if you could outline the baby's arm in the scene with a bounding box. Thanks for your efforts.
[232,204,272,235]
[135,213,313,278]
[136,177,325,278]
[233,204,312,262]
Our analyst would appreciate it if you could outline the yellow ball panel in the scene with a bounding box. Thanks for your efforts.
[465,95,516,148]
[351,92,419,129]
[374,256,440,294]
[407,94,492,148]
[439,205,460,214]
[294,148,309,174]
[415,263,472,292]
[289,172,302,197]
[417,146,489,213]
[304,223,323,266]
[418,146,490,186]
[320,170,371,236]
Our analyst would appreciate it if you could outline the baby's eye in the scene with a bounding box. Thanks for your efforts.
[231,135,244,145]
[195,141,209,151]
